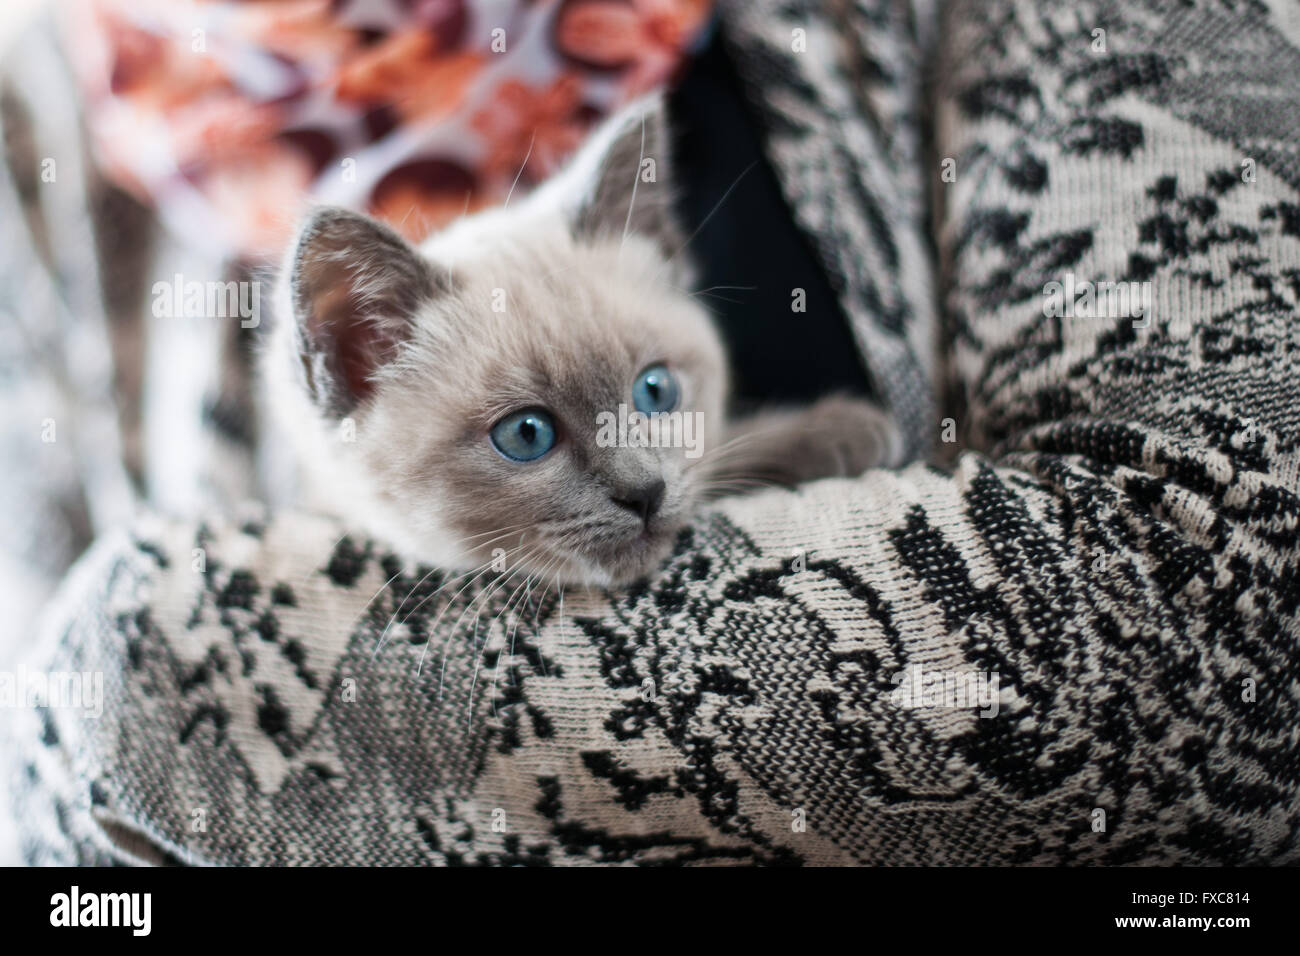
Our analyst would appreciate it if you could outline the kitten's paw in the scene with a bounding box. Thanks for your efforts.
[792,395,901,480]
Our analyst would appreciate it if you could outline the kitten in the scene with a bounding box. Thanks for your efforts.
[265,95,899,587]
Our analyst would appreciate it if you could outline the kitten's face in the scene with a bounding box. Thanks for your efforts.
[359,237,725,585]
[274,97,728,586]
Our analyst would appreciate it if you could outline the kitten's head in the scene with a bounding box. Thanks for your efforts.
[271,96,728,586]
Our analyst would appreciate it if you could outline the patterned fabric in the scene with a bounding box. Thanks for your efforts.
[5,0,1300,865]
[66,0,713,259]
[718,0,940,461]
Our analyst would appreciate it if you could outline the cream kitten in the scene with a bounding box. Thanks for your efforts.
[265,96,899,587]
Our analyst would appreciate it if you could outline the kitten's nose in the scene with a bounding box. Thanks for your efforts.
[611,478,666,525]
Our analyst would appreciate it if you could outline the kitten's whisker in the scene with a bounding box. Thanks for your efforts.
[358,566,405,616]
[688,421,847,480]
[447,543,542,640]
[495,551,553,637]
[697,413,888,483]
[696,475,784,487]
[428,543,544,685]
[451,521,537,546]
[695,470,791,488]
[453,524,542,564]
[366,520,534,625]
[475,555,548,712]
[500,571,538,670]
[417,558,506,678]
[526,559,565,680]
[540,520,607,538]
[525,585,550,678]
[695,422,806,460]
[373,563,445,656]
[410,543,533,668]
[702,476,780,489]
[653,160,757,282]
[465,617,486,729]
[379,539,531,661]
[683,298,723,319]
[618,112,647,264]
[462,548,538,712]
[374,566,473,661]
[373,525,528,652]
[462,550,544,712]
[688,429,782,465]
[495,550,563,696]
[696,479,788,498]
[503,130,536,209]
[694,292,743,306]
[691,284,758,295]
[514,551,562,650]
[556,584,567,659]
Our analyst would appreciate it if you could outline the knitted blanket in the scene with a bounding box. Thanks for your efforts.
[4,0,1300,865]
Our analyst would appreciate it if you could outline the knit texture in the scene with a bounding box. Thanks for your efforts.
[4,0,1300,865]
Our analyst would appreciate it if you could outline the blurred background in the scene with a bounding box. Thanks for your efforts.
[0,2,42,45]
[0,0,45,870]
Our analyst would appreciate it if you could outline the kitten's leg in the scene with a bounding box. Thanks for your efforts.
[708,395,901,492]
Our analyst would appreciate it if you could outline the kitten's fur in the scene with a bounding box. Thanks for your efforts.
[266,96,899,587]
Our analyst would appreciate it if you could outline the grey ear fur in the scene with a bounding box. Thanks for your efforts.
[289,207,442,416]
[572,95,682,258]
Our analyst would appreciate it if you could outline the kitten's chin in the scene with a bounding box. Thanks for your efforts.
[543,524,682,589]
[599,536,679,588]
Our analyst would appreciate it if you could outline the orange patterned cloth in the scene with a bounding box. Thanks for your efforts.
[65,0,713,261]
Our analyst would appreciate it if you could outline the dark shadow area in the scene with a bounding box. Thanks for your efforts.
[670,29,875,412]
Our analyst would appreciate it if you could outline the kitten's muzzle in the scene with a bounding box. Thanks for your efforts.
[610,477,666,527]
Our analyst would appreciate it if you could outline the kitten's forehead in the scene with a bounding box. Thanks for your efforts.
[474,232,666,321]
[389,225,727,455]
[438,233,690,384]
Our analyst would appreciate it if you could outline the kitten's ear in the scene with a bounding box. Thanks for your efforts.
[288,207,441,416]
[570,95,681,258]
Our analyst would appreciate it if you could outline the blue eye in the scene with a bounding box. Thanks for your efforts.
[632,364,679,414]
[490,409,557,462]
